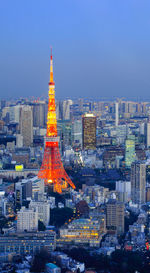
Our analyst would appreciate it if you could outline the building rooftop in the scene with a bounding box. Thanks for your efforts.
[46,263,59,269]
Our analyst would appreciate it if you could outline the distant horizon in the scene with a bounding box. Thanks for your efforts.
[3,95,150,103]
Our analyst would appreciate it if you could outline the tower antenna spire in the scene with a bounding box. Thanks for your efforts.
[50,46,52,60]
[50,47,54,84]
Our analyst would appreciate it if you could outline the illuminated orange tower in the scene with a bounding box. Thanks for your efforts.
[38,50,75,193]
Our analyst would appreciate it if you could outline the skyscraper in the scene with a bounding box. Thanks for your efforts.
[15,179,32,206]
[115,102,119,127]
[62,99,73,120]
[131,162,146,204]
[72,119,82,149]
[20,106,33,147]
[33,102,45,127]
[115,181,131,202]
[82,113,96,150]
[9,105,21,123]
[125,135,136,168]
[145,122,150,148]
[57,120,72,152]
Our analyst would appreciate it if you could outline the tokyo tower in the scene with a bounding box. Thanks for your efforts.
[38,50,75,193]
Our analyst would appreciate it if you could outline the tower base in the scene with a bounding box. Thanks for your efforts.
[38,142,75,193]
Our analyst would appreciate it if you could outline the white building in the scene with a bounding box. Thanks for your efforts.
[146,122,150,148]
[2,107,10,119]
[29,201,50,226]
[15,134,23,148]
[115,102,119,127]
[9,105,21,123]
[48,196,55,209]
[116,181,131,202]
[17,207,38,232]
[62,100,73,120]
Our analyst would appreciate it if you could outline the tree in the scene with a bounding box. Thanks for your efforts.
[38,220,46,231]
[50,207,73,227]
[31,249,51,272]
[0,216,7,234]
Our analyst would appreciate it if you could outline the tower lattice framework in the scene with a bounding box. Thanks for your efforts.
[38,51,75,193]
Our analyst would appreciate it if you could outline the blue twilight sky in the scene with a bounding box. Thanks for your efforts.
[0,0,150,100]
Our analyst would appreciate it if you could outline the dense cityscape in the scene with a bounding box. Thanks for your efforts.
[2,1,150,272]
[0,49,150,272]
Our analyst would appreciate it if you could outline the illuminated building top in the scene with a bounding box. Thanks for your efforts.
[46,49,57,137]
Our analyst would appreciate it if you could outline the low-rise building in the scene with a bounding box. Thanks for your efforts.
[59,218,105,247]
[0,231,56,255]
[45,263,61,273]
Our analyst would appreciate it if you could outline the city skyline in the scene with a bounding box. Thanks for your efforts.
[1,2,150,271]
[1,1,150,100]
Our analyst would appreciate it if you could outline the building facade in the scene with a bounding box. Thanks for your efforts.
[82,113,96,150]
[17,207,38,232]
[29,201,50,226]
[0,231,56,255]
[59,218,105,247]
[106,200,124,235]
[125,135,135,168]
[20,106,33,147]
[131,162,146,204]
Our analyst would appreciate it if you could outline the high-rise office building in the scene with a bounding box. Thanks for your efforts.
[71,119,82,148]
[128,102,136,114]
[106,199,124,235]
[116,125,129,145]
[20,106,33,147]
[125,135,136,168]
[145,122,150,148]
[120,101,128,114]
[56,101,60,120]
[142,103,147,113]
[16,134,23,148]
[17,207,38,232]
[78,98,84,113]
[115,181,131,202]
[82,113,96,150]
[62,100,73,120]
[136,103,141,113]
[15,180,32,206]
[57,120,72,151]
[9,105,21,123]
[33,102,45,127]
[131,162,146,204]
[115,102,119,127]
[15,177,44,205]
